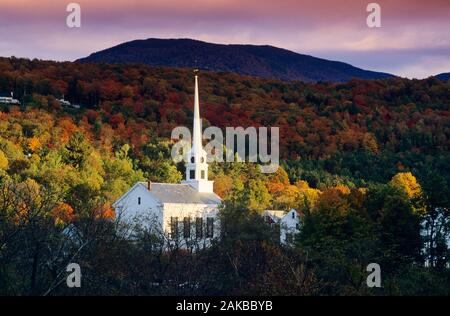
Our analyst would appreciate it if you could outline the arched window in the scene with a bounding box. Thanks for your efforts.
[191,156,195,163]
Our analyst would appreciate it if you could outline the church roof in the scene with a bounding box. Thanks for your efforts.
[138,182,221,205]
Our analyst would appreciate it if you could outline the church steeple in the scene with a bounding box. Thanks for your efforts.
[192,70,202,157]
[182,70,214,193]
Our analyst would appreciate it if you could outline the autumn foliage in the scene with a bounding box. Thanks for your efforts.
[0,57,449,295]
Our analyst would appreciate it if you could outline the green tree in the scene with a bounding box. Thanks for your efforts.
[62,132,90,168]
[138,141,182,183]
[246,179,272,212]
[364,184,423,270]
[299,187,376,295]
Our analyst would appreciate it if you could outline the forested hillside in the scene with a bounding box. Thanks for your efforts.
[77,38,393,82]
[1,57,448,185]
[0,57,449,295]
[436,73,450,81]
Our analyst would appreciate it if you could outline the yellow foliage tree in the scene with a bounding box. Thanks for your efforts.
[273,184,299,210]
[295,180,321,210]
[213,174,234,198]
[390,172,424,215]
[0,150,8,170]
[295,180,310,190]
[334,184,351,195]
[28,136,42,152]
[390,172,422,200]
[315,185,351,215]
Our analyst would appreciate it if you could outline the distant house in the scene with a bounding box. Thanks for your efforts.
[0,92,20,105]
[57,98,71,107]
[57,98,81,109]
[263,210,285,226]
[263,209,302,245]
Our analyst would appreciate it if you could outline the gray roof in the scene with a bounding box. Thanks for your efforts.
[139,182,221,205]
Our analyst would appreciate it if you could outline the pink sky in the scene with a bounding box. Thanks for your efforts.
[0,0,449,78]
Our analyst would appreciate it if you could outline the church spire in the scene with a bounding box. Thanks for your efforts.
[181,70,214,193]
[192,69,202,156]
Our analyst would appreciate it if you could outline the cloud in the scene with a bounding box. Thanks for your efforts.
[0,0,448,78]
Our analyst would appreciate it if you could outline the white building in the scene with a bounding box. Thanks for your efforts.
[57,98,71,107]
[57,98,81,109]
[0,92,20,105]
[263,209,302,245]
[113,72,221,248]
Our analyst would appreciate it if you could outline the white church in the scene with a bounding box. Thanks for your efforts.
[113,72,302,247]
[113,72,222,247]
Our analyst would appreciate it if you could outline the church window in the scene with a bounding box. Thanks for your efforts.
[292,212,295,219]
[170,217,179,238]
[138,197,141,205]
[195,218,203,239]
[201,157,205,163]
[206,218,214,238]
[183,217,191,238]
[201,170,205,179]
[190,169,195,179]
[191,156,195,163]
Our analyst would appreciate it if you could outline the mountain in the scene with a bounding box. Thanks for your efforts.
[435,72,450,81]
[77,38,394,82]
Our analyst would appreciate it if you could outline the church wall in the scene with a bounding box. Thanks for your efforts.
[162,203,220,248]
[114,184,163,230]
